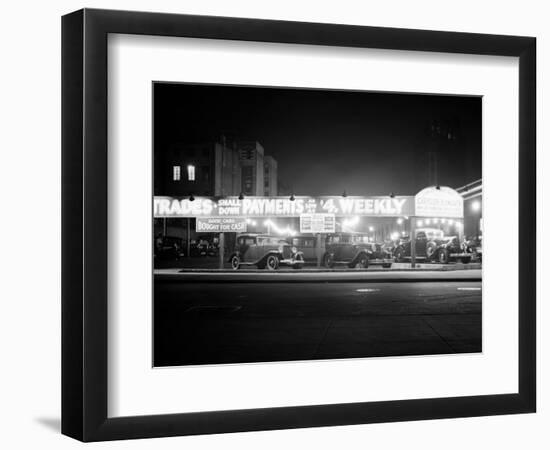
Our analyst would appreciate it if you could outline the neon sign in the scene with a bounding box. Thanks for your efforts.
[154,195,414,218]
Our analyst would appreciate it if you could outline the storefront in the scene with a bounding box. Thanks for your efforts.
[154,185,465,269]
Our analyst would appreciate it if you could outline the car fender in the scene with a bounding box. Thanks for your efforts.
[227,252,239,263]
[351,250,370,265]
[255,250,282,265]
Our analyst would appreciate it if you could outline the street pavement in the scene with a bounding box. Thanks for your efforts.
[154,280,481,367]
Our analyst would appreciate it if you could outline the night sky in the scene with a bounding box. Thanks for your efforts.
[154,83,481,196]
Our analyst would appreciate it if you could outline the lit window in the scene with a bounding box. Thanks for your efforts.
[173,165,181,181]
[187,165,195,181]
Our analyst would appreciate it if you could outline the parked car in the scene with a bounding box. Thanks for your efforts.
[464,236,482,262]
[154,235,185,260]
[228,234,305,270]
[392,228,473,264]
[323,233,393,269]
[290,235,324,264]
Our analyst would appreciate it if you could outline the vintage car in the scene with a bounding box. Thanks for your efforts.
[154,235,185,260]
[229,234,305,270]
[465,236,482,262]
[392,228,473,264]
[323,233,393,269]
[191,235,220,257]
[289,235,325,264]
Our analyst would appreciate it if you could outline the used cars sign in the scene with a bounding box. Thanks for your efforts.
[196,217,248,233]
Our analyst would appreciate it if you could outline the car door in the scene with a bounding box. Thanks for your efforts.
[415,232,428,257]
[239,236,254,262]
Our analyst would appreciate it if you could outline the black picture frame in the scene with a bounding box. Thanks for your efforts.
[62,8,536,442]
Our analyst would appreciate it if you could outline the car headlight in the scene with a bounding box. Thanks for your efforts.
[291,246,297,254]
[278,245,284,253]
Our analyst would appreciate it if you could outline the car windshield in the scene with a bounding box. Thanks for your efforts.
[257,236,287,246]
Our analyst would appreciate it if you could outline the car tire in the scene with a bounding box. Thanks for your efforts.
[354,254,369,269]
[266,255,279,270]
[323,253,335,268]
[230,255,240,270]
[426,242,437,261]
[437,249,449,264]
[394,248,404,262]
[293,254,304,269]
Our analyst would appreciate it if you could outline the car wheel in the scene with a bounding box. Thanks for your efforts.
[266,255,279,270]
[437,249,449,264]
[355,254,369,269]
[293,254,304,269]
[230,255,240,270]
[426,242,437,261]
[323,253,335,268]
[394,248,404,262]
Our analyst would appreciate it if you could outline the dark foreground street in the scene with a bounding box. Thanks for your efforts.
[154,280,481,366]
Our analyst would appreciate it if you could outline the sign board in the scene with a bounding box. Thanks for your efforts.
[196,217,247,233]
[299,214,336,233]
[414,186,463,218]
[154,195,414,218]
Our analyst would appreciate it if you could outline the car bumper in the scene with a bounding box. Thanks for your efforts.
[280,258,305,266]
[449,252,472,258]
[369,258,393,265]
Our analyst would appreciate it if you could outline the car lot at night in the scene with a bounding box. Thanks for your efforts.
[154,272,481,367]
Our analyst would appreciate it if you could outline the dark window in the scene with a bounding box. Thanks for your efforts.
[201,165,210,183]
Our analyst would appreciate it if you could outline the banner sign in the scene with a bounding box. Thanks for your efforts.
[300,214,336,233]
[196,217,248,233]
[154,195,415,218]
[414,186,464,218]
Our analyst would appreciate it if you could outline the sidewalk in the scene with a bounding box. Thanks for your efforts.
[154,268,482,283]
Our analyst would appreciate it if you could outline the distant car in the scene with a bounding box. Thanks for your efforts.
[323,233,393,269]
[465,236,482,262]
[228,234,305,270]
[193,235,220,257]
[290,235,324,264]
[154,235,185,260]
[393,228,473,264]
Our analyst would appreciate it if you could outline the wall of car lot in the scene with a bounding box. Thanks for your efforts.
[0,1,545,450]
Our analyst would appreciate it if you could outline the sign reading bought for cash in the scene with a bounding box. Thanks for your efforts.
[300,214,336,233]
[154,195,414,218]
[414,186,464,218]
[196,217,247,233]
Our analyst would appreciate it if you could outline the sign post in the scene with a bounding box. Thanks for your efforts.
[218,232,225,269]
[410,217,416,268]
[316,233,323,268]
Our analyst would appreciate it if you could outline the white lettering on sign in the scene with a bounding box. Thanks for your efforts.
[300,214,336,233]
[196,218,248,233]
[154,196,414,218]
[414,186,464,218]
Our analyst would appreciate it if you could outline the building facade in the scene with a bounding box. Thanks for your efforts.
[263,155,278,196]
[456,179,482,239]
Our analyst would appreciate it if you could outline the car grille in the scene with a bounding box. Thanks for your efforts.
[282,247,291,259]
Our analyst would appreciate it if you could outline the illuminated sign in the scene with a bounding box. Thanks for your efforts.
[154,195,414,218]
[300,214,336,233]
[414,186,463,218]
[196,217,247,233]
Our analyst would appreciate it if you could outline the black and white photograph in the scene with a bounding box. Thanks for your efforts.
[153,83,483,367]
